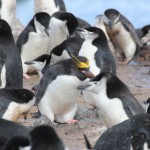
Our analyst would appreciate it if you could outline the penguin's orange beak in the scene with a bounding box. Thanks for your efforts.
[81,70,95,78]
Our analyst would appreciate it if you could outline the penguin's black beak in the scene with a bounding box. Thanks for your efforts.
[81,70,95,78]
[76,27,85,32]
[24,61,36,65]
[77,83,91,90]
[23,112,28,120]
[44,28,50,36]
[108,21,113,30]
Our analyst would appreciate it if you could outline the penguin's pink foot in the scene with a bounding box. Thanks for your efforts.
[23,73,30,79]
[66,119,78,124]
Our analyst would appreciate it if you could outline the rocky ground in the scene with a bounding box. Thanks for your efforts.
[17,48,150,150]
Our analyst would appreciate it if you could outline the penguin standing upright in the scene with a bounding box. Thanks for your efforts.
[103,8,142,64]
[48,11,78,54]
[35,56,94,124]
[0,19,23,89]
[76,27,116,107]
[34,0,66,15]
[77,72,145,128]
[0,88,35,121]
[16,12,50,79]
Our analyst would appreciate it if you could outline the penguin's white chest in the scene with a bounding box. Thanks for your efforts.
[21,32,49,73]
[38,75,81,115]
[0,65,6,88]
[107,23,136,58]
[79,40,100,75]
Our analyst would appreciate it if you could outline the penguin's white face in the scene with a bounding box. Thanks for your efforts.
[77,28,99,40]
[34,17,50,36]
[77,78,106,95]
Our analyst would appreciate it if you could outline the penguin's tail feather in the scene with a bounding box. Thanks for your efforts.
[83,134,93,149]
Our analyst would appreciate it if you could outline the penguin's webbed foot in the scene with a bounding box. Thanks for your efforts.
[23,73,30,79]
[66,119,78,124]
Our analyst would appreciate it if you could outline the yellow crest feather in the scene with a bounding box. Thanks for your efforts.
[72,55,90,69]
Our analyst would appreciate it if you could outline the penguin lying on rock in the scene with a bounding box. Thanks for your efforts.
[35,56,94,124]
[77,72,145,128]
[84,113,150,150]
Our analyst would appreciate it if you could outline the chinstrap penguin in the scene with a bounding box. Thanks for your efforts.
[35,56,94,124]
[84,113,150,150]
[0,19,23,89]
[16,12,50,79]
[77,72,145,128]
[141,25,150,47]
[0,88,35,121]
[103,8,142,64]
[34,0,66,16]
[48,11,78,54]
[76,26,116,108]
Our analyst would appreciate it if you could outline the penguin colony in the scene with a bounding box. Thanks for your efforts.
[0,0,149,150]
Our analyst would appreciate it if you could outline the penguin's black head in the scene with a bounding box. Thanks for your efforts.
[30,125,65,150]
[104,8,120,29]
[70,56,94,81]
[141,25,150,36]
[24,54,50,71]
[2,136,30,150]
[34,12,50,36]
[76,27,105,40]
[52,11,78,35]
[0,19,12,38]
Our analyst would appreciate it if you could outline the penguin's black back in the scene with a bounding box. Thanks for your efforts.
[0,19,23,89]
[30,125,65,150]
[0,118,30,147]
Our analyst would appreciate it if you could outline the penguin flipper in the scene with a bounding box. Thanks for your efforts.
[120,14,142,48]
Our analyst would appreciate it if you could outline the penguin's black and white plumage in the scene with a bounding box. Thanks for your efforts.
[0,88,35,121]
[50,37,84,65]
[16,12,50,78]
[30,125,68,150]
[0,19,23,89]
[103,8,142,64]
[24,54,51,79]
[141,25,150,47]
[76,27,116,76]
[48,11,78,54]
[76,27,116,107]
[84,113,150,150]
[34,0,66,16]
[144,98,150,114]
[77,72,145,128]
[35,56,94,124]
[0,118,30,148]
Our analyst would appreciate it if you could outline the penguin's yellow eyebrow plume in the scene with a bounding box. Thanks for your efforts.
[72,55,90,69]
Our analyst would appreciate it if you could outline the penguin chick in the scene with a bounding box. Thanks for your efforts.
[24,54,51,79]
[48,11,78,54]
[0,118,30,147]
[0,19,23,89]
[103,8,142,64]
[16,12,50,79]
[0,88,35,121]
[34,0,66,16]
[50,36,84,65]
[76,27,116,76]
[77,72,145,128]
[30,125,68,150]
[84,113,150,150]
[35,56,94,124]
